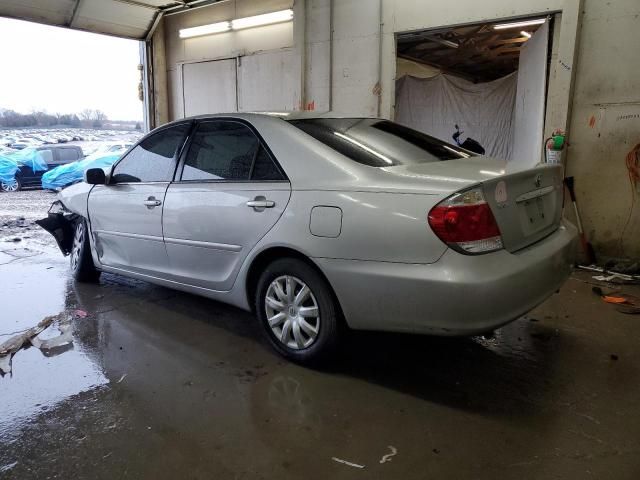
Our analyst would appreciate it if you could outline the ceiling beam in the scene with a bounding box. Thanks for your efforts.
[111,0,160,11]
[397,54,479,83]
[145,10,164,41]
[68,0,83,27]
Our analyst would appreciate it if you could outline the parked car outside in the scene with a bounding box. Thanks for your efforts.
[38,113,577,364]
[0,145,84,191]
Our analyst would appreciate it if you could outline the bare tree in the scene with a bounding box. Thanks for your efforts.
[78,109,108,127]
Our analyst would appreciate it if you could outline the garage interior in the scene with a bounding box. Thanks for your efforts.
[395,17,550,165]
[1,0,640,479]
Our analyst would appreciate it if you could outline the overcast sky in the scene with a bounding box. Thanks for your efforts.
[0,18,143,121]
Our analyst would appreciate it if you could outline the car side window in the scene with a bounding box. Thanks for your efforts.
[56,148,78,163]
[38,149,54,164]
[181,121,284,182]
[251,147,285,181]
[112,124,190,183]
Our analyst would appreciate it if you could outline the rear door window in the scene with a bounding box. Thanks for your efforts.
[181,121,285,181]
[112,123,190,183]
[55,148,79,164]
[38,149,54,164]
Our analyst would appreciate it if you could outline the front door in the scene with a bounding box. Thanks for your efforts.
[163,120,291,291]
[88,123,191,277]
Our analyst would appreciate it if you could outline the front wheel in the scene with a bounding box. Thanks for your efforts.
[255,258,341,364]
[70,219,101,283]
[1,177,21,192]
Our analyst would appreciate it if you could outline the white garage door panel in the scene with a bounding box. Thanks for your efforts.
[182,59,237,117]
[237,50,296,112]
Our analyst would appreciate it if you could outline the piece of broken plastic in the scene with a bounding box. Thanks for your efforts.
[0,314,71,375]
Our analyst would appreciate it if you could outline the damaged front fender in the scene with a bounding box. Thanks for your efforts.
[35,201,78,255]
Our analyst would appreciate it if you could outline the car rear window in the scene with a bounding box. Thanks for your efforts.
[288,118,473,167]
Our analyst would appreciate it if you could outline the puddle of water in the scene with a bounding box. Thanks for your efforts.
[0,246,108,437]
[0,255,67,336]
[0,343,109,437]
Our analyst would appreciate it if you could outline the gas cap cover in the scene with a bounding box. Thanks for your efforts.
[310,206,342,238]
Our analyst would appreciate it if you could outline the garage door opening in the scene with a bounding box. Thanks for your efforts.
[395,16,553,167]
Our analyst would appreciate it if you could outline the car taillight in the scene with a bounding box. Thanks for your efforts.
[428,187,503,254]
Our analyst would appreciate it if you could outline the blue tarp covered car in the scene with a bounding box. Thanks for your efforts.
[0,155,19,185]
[41,151,122,191]
[10,148,50,172]
[0,148,50,191]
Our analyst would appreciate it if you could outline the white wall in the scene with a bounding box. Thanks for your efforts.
[152,0,640,259]
[162,0,294,119]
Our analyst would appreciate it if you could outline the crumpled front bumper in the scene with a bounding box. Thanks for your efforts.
[35,201,78,256]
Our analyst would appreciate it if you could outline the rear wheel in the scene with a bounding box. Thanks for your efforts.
[255,258,340,364]
[1,177,21,192]
[70,219,101,283]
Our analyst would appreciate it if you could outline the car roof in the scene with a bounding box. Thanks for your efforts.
[36,145,82,151]
[164,111,378,126]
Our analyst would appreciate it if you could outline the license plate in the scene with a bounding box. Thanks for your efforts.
[522,196,552,233]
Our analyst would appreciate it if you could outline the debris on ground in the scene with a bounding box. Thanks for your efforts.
[0,313,71,374]
[592,286,640,314]
[332,457,365,469]
[379,445,398,464]
[579,265,640,284]
[30,322,73,350]
[0,461,18,474]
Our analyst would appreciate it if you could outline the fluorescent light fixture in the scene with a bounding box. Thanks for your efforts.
[250,111,291,116]
[493,18,545,30]
[334,132,393,165]
[179,21,230,38]
[521,30,532,38]
[231,9,293,30]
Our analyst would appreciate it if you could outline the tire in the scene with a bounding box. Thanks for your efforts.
[255,258,341,364]
[70,218,101,283]
[1,177,21,192]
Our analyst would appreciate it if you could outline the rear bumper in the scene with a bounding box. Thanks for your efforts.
[314,220,578,335]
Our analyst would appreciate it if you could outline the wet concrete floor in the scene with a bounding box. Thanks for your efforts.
[1,192,640,479]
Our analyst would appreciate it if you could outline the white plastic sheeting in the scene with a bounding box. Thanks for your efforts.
[395,73,517,160]
[512,22,550,168]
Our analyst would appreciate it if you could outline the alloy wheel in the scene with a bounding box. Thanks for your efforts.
[265,275,320,350]
[1,180,19,192]
[70,222,84,271]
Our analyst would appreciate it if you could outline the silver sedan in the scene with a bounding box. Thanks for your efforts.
[38,113,577,363]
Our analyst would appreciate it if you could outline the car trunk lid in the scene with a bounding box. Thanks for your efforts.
[382,158,564,252]
[480,163,563,252]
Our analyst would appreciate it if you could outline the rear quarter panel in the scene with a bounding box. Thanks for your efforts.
[257,190,448,264]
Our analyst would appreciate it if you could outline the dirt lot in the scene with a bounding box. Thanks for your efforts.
[0,189,57,245]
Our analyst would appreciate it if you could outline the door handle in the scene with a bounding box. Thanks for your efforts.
[246,200,275,208]
[143,197,162,208]
[246,196,275,211]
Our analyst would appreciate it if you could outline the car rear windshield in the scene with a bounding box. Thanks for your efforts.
[287,118,473,167]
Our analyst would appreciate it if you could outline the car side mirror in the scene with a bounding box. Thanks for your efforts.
[84,168,106,185]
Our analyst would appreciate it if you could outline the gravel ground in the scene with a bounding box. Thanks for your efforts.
[0,189,58,245]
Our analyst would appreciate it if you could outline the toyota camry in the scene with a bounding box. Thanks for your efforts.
[38,113,577,363]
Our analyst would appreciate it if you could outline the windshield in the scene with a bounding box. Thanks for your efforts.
[288,118,473,167]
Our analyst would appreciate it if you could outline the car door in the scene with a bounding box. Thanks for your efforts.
[162,119,291,291]
[88,122,191,277]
